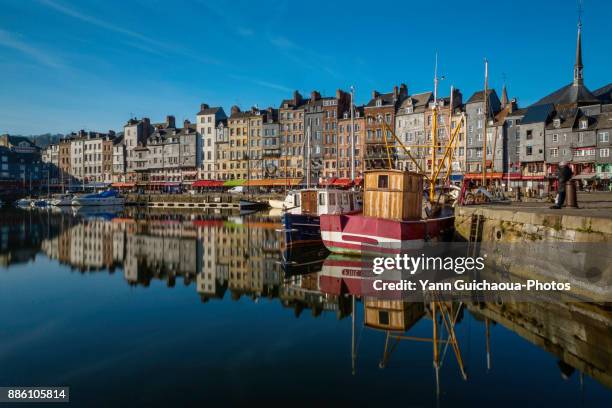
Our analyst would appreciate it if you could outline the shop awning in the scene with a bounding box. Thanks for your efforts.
[192,180,225,188]
[464,172,515,180]
[111,182,136,188]
[320,177,359,187]
[223,179,247,187]
[244,178,302,187]
[150,182,181,186]
[573,173,596,180]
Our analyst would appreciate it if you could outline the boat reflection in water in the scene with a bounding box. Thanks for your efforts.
[0,208,610,405]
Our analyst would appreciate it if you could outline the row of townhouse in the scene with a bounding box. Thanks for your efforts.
[39,21,611,191]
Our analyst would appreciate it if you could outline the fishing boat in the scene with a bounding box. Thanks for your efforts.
[320,170,454,255]
[72,189,125,206]
[280,188,362,247]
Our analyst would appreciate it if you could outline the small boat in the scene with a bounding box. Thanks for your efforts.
[49,193,73,206]
[320,170,454,255]
[72,189,125,206]
[268,199,285,209]
[239,199,268,211]
[15,198,33,208]
[32,199,49,208]
[280,188,362,247]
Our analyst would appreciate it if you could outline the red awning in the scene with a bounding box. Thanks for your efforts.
[192,180,225,188]
[320,177,358,187]
[111,182,135,188]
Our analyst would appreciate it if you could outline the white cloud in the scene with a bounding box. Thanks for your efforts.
[0,29,62,68]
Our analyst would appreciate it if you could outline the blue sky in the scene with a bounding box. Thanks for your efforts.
[1,0,610,135]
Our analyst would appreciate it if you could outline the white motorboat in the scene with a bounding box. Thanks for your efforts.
[72,190,125,206]
[49,193,74,206]
[268,199,285,209]
[15,198,33,208]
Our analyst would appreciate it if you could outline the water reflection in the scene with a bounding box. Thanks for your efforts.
[0,208,610,403]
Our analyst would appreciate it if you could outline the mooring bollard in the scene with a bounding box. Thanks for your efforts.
[566,180,578,208]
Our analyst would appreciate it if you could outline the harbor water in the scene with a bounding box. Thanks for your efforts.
[0,207,610,406]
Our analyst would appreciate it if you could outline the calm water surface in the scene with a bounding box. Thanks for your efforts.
[0,207,610,407]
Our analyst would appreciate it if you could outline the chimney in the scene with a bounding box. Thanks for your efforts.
[393,85,399,99]
[166,115,175,129]
[184,119,191,129]
[336,89,342,100]
[452,89,463,108]
[231,105,241,115]
[371,90,379,99]
[292,90,301,105]
[310,90,320,101]
[200,103,209,111]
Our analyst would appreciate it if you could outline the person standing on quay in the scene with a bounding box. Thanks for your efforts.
[551,161,573,209]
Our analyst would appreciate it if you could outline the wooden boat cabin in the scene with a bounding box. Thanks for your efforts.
[363,169,423,221]
[364,299,424,331]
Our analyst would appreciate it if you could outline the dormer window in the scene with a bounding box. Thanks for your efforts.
[580,119,588,129]
[407,107,413,113]
[343,112,348,119]
[375,99,382,107]
[553,119,561,128]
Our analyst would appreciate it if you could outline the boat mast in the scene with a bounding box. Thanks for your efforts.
[284,127,288,193]
[430,54,440,204]
[350,85,355,182]
[306,125,311,188]
[482,59,488,186]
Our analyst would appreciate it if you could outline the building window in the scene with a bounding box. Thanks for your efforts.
[552,134,558,142]
[599,132,610,142]
[526,130,533,140]
[580,120,588,129]
[600,148,609,158]
[550,148,558,157]
[526,146,533,156]
[553,118,561,128]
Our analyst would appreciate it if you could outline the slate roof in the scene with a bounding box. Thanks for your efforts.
[400,92,433,108]
[197,106,223,116]
[365,92,397,108]
[593,83,612,104]
[531,82,600,107]
[466,89,498,104]
[521,103,554,125]
[506,108,528,118]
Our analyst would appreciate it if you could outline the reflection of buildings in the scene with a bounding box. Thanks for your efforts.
[30,213,612,393]
[41,214,286,302]
[469,301,612,388]
[0,209,73,267]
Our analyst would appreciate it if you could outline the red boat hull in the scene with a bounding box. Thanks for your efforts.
[320,213,454,255]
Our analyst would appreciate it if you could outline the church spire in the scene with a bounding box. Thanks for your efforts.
[573,11,584,85]
[501,83,509,107]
